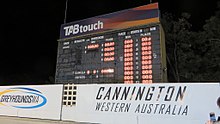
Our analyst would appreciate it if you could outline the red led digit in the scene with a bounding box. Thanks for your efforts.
[141,37,151,42]
[141,46,152,51]
[142,65,152,69]
[141,60,152,65]
[124,80,133,84]
[124,39,133,44]
[87,44,99,49]
[142,70,152,74]
[124,66,133,71]
[104,57,114,62]
[124,53,133,57]
[104,42,115,47]
[124,57,133,61]
[124,71,133,75]
[142,80,152,84]
[142,75,149,79]
[124,62,133,66]
[124,48,133,53]
[124,44,133,48]
[141,37,147,42]
[148,75,153,79]
[104,52,114,56]
[142,80,148,83]
[141,41,152,46]
[142,75,153,79]
[142,55,152,60]
[104,47,115,51]
[86,70,90,75]
[124,76,133,80]
[101,68,114,74]
[142,51,152,55]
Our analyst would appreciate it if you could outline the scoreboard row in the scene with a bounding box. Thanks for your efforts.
[56,24,167,84]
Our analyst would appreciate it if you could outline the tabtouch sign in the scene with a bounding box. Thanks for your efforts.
[60,3,159,39]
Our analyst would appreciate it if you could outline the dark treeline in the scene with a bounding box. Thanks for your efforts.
[1,2,220,85]
[161,2,220,82]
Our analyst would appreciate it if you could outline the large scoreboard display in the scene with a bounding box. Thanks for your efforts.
[56,3,167,84]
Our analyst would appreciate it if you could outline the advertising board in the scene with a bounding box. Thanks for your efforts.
[60,3,159,39]
[0,85,63,120]
[61,83,220,124]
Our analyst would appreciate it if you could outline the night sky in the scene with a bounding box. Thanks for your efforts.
[2,0,219,85]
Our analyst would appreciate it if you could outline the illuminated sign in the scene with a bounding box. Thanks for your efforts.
[0,87,47,109]
[63,21,104,36]
[56,3,167,84]
[60,3,159,39]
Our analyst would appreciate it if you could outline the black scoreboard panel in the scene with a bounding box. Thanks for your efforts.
[56,24,167,84]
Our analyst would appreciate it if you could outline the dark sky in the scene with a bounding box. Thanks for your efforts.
[2,0,219,84]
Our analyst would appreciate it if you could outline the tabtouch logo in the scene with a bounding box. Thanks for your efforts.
[63,20,104,36]
[0,87,47,109]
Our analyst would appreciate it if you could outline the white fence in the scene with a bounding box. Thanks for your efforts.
[0,83,220,124]
[61,83,220,124]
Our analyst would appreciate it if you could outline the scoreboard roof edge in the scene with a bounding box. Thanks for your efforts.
[59,2,160,40]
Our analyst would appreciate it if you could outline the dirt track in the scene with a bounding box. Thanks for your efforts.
[0,116,80,124]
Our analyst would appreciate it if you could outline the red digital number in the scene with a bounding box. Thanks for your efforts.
[124,76,134,80]
[124,39,133,44]
[87,44,99,49]
[142,46,152,51]
[142,55,152,60]
[142,75,153,79]
[142,80,152,84]
[124,62,133,66]
[142,51,152,55]
[104,42,115,47]
[104,47,115,51]
[104,57,114,62]
[141,41,152,46]
[124,44,133,48]
[124,80,133,84]
[124,48,133,53]
[141,37,151,42]
[124,71,133,75]
[104,52,114,56]
[142,70,152,74]
[124,53,133,57]
[101,68,114,74]
[124,57,133,62]
[124,67,133,71]
[141,60,152,65]
[142,65,152,69]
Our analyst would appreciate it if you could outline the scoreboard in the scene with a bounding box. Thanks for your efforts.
[56,3,167,84]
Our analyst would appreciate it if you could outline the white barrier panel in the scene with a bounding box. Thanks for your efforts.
[62,83,220,124]
[0,85,63,120]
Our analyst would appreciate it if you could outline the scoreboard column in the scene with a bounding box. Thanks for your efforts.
[117,26,164,84]
[141,37,153,83]
[123,39,134,84]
